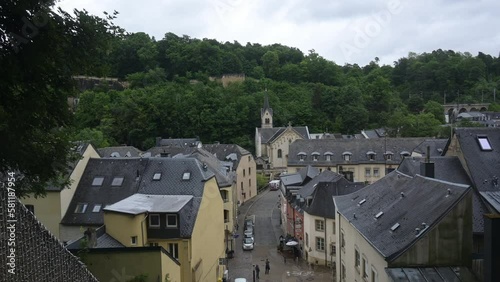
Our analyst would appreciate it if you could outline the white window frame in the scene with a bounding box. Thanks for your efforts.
[92,177,104,186]
[111,177,124,187]
[365,168,371,177]
[168,243,179,259]
[92,204,102,213]
[149,214,160,227]
[131,236,137,245]
[373,168,380,177]
[75,203,88,213]
[315,237,325,251]
[166,214,178,228]
[315,219,325,231]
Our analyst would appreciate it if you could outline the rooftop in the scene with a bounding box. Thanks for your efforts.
[104,194,194,215]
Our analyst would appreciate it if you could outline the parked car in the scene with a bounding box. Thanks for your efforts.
[242,237,254,250]
[244,225,253,237]
[234,279,247,282]
[244,233,254,243]
[244,217,254,229]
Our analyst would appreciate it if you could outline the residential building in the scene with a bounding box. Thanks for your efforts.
[300,171,365,266]
[1,188,98,281]
[97,145,144,158]
[334,171,474,282]
[203,143,257,204]
[287,137,445,183]
[60,158,148,242]
[20,143,100,239]
[255,93,310,169]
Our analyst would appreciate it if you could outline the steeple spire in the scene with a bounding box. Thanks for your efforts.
[261,90,273,128]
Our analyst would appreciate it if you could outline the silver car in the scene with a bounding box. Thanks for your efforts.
[242,237,254,250]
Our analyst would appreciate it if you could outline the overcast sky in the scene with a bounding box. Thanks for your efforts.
[57,0,500,66]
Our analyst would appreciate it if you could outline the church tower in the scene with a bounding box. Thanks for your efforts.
[261,91,273,128]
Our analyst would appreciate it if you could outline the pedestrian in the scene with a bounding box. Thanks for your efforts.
[265,259,270,274]
[255,264,260,279]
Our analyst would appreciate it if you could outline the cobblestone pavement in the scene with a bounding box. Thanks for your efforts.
[228,189,335,282]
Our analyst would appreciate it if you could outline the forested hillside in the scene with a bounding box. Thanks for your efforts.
[73,31,500,151]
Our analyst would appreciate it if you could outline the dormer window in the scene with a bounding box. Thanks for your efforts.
[149,214,160,227]
[324,152,333,161]
[312,152,320,161]
[111,177,124,187]
[366,151,376,161]
[342,152,352,161]
[298,152,306,161]
[92,176,104,186]
[182,172,191,180]
[384,151,393,160]
[166,214,178,228]
[477,135,492,151]
[400,151,411,158]
[153,172,162,181]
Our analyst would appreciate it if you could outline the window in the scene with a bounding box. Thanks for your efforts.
[305,233,309,247]
[149,214,160,227]
[400,151,410,158]
[241,182,243,190]
[341,230,345,251]
[111,177,124,187]
[315,237,325,251]
[362,257,368,279]
[331,244,336,255]
[341,262,346,282]
[92,204,102,213]
[265,118,270,124]
[313,155,318,161]
[153,172,162,180]
[332,221,336,234]
[365,168,371,177]
[182,172,190,180]
[243,169,246,177]
[277,149,282,158]
[249,179,251,187]
[355,249,360,270]
[326,155,331,161]
[131,236,137,245]
[315,219,324,231]
[343,153,352,161]
[167,214,178,228]
[478,135,493,151]
[249,167,251,175]
[149,242,159,247]
[168,243,179,259]
[385,153,393,160]
[248,156,251,162]
[75,203,88,213]
[373,168,380,177]
[25,205,34,214]
[92,177,104,186]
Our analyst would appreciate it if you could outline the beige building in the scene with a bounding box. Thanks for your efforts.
[287,138,446,184]
[20,143,100,239]
[334,171,474,282]
[255,93,310,169]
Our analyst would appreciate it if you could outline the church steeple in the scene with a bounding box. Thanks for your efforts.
[261,90,273,128]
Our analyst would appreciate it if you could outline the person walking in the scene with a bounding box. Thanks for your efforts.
[265,259,270,274]
[255,264,260,279]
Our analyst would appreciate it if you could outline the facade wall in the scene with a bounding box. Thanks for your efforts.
[269,130,303,169]
[237,154,257,204]
[86,250,181,282]
[191,177,226,282]
[304,213,336,266]
[288,163,394,184]
[104,212,146,247]
[336,214,388,282]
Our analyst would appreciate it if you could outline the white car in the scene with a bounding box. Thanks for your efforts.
[244,226,254,237]
[242,237,254,250]
[234,279,247,282]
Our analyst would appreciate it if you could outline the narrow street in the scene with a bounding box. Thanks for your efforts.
[228,189,334,282]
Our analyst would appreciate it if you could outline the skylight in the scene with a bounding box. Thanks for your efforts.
[391,223,400,231]
[375,211,384,219]
[153,173,162,180]
[477,136,492,151]
[182,172,191,180]
[111,177,124,186]
[358,199,366,205]
[92,177,104,186]
[92,204,102,213]
[75,203,88,213]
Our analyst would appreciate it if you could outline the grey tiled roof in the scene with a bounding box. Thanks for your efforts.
[46,142,92,192]
[280,165,320,186]
[146,146,197,158]
[97,146,143,157]
[297,170,344,198]
[66,226,124,250]
[386,267,478,281]
[156,137,201,147]
[480,191,500,213]
[178,148,234,187]
[61,158,148,225]
[288,137,433,166]
[0,189,98,281]
[203,143,252,167]
[257,126,310,144]
[398,156,485,233]
[451,127,500,192]
[412,139,448,157]
[334,171,471,261]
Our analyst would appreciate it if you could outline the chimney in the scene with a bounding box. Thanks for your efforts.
[420,146,435,178]
[484,214,500,282]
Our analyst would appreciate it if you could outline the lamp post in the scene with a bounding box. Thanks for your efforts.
[252,264,256,282]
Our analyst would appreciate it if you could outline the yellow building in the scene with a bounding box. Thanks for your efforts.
[287,138,446,184]
[20,143,100,240]
[334,171,474,282]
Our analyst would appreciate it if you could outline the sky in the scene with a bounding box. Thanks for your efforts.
[57,0,500,67]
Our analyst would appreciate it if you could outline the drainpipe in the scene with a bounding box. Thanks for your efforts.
[141,212,149,246]
[324,217,327,266]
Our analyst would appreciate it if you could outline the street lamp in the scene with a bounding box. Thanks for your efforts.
[252,264,256,282]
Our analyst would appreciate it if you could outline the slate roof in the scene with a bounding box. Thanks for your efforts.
[280,165,320,187]
[178,148,235,187]
[66,226,124,250]
[334,171,471,261]
[203,143,252,168]
[288,137,433,166]
[61,158,148,226]
[97,146,143,158]
[297,170,344,198]
[156,137,201,147]
[257,126,310,144]
[386,267,478,281]
[146,146,197,158]
[103,194,194,214]
[451,127,500,192]
[412,139,448,157]
[398,156,486,233]
[480,191,500,213]
[0,189,99,281]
